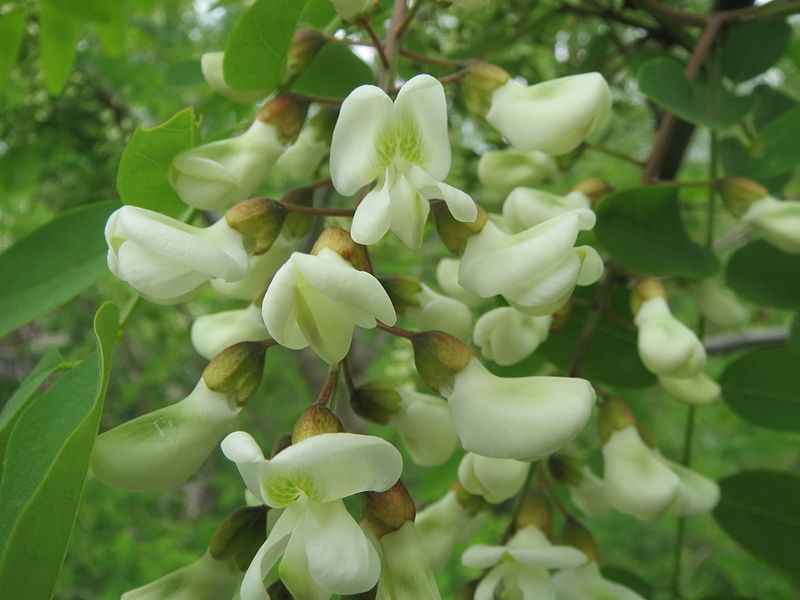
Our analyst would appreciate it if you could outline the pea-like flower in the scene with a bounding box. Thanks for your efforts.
[221,431,403,600]
[473,306,551,366]
[330,74,476,247]
[191,304,269,360]
[503,187,591,232]
[391,388,458,467]
[459,209,603,316]
[486,72,611,155]
[261,245,396,364]
[458,452,529,504]
[416,490,485,573]
[477,149,557,197]
[435,258,484,307]
[634,297,706,378]
[741,196,800,254]
[406,283,474,342]
[658,372,720,405]
[105,206,249,304]
[210,234,296,301]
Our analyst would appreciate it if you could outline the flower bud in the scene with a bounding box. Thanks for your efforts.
[630,277,666,315]
[502,187,591,232]
[486,72,611,155]
[291,402,345,443]
[411,330,477,394]
[209,506,269,571]
[191,304,269,361]
[225,198,288,255]
[515,491,553,536]
[718,176,768,218]
[435,257,484,307]
[203,341,268,406]
[256,93,311,145]
[742,196,800,254]
[458,453,529,504]
[432,200,489,255]
[284,29,327,83]
[558,518,599,563]
[351,381,402,425]
[659,371,720,405]
[363,480,416,537]
[477,149,557,196]
[280,187,316,240]
[379,275,423,314]
[597,398,637,444]
[572,177,613,207]
[460,62,511,118]
[311,226,372,271]
[200,52,269,104]
[91,380,240,491]
[121,552,240,600]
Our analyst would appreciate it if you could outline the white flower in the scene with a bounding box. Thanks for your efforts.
[201,52,269,104]
[406,283,474,341]
[91,380,240,491]
[274,125,330,182]
[477,149,557,196]
[658,372,720,405]
[473,306,551,366]
[416,490,484,573]
[741,196,800,254]
[211,234,296,301]
[445,358,595,460]
[503,188,591,232]
[458,453,529,504]
[459,209,603,316]
[486,73,611,155]
[435,258,484,307]
[567,465,610,518]
[634,297,706,378]
[661,456,720,517]
[330,74,476,248]
[552,561,646,600]
[121,552,241,600]
[602,426,679,520]
[191,304,269,360]
[686,279,750,329]
[389,388,458,466]
[462,525,587,600]
[262,248,396,364]
[168,119,285,211]
[329,0,377,21]
[373,521,442,600]
[105,206,249,303]
[221,431,403,600]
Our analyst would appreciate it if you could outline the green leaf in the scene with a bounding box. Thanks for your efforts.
[116,107,200,217]
[721,20,792,83]
[0,201,119,338]
[720,348,800,432]
[714,470,800,580]
[300,0,336,27]
[223,0,307,91]
[725,241,800,309]
[595,185,719,278]
[789,313,800,348]
[637,58,753,130]
[39,2,83,94]
[94,1,126,58]
[538,286,655,389]
[0,302,118,600]
[292,43,373,98]
[0,350,64,478]
[0,7,26,91]
[737,105,800,180]
[43,0,116,23]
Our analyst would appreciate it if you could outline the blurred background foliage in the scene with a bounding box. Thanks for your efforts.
[1,0,799,598]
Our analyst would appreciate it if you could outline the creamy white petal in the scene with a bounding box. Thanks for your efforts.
[661,456,720,516]
[436,258,484,307]
[406,283,473,342]
[569,466,611,517]
[239,506,300,600]
[513,567,558,600]
[458,453,529,504]
[389,172,429,248]
[211,235,296,301]
[279,513,333,600]
[191,304,269,360]
[390,388,457,466]
[416,491,479,573]
[261,258,308,350]
[659,372,720,405]
[376,522,441,600]
[742,196,800,254]
[478,150,557,197]
[474,306,551,366]
[552,561,647,600]
[461,544,508,568]
[221,430,268,503]
[350,175,393,246]
[474,563,511,600]
[635,297,706,378]
[201,52,269,104]
[121,552,240,600]
[504,188,590,232]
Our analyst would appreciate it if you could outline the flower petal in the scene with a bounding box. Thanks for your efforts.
[221,430,268,503]
[389,173,429,248]
[351,175,393,245]
[461,544,508,568]
[239,506,300,600]
[261,257,308,351]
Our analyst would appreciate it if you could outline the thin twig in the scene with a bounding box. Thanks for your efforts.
[376,321,415,339]
[584,143,645,167]
[395,0,424,41]
[704,327,790,355]
[317,363,341,405]
[301,94,344,106]
[341,356,357,394]
[360,19,389,68]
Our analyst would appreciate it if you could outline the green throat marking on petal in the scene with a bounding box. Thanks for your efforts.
[372,111,430,174]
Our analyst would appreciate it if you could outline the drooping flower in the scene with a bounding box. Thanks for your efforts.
[221,430,403,600]
[485,73,611,155]
[390,388,458,466]
[685,279,750,329]
[741,196,800,254]
[405,283,474,341]
[458,452,529,504]
[458,209,603,316]
[477,149,557,196]
[121,551,241,600]
[261,228,396,364]
[473,306,551,366]
[503,187,591,233]
[210,233,296,301]
[462,525,588,600]
[200,52,269,104]
[435,258,484,307]
[105,206,249,304]
[658,371,720,406]
[416,488,485,573]
[330,74,476,248]
[191,303,269,360]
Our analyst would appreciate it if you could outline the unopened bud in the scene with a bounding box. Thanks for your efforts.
[291,402,345,443]
[460,62,511,118]
[225,198,288,254]
[285,29,327,83]
[280,187,315,240]
[363,480,416,537]
[311,226,372,271]
[350,382,402,425]
[379,275,423,315]
[718,176,768,218]
[411,330,477,394]
[548,454,585,487]
[549,300,572,333]
[630,277,666,315]
[202,341,267,406]
[559,518,599,562]
[209,506,269,571]
[515,491,553,537]
[572,178,613,208]
[432,200,489,256]
[597,398,637,443]
[270,433,292,458]
[257,94,311,144]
